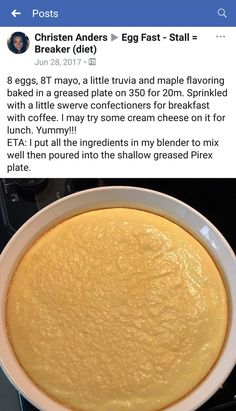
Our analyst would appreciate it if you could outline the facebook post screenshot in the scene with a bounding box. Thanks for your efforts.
[0,2,235,411]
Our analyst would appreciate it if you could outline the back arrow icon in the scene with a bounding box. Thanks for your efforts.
[11,9,22,17]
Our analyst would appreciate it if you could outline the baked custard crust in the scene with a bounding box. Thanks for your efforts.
[7,208,228,411]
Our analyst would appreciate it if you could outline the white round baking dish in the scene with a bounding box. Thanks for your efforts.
[0,186,235,411]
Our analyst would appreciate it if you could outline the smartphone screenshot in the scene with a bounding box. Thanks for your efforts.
[0,1,236,177]
[0,1,235,411]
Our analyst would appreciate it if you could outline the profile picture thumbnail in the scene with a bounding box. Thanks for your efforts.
[7,32,29,54]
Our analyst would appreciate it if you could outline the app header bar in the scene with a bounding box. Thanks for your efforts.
[0,0,235,27]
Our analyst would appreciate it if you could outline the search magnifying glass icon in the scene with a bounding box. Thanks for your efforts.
[218,8,227,18]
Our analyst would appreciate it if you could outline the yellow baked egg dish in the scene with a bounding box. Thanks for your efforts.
[7,208,228,411]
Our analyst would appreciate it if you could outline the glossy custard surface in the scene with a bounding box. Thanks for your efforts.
[7,208,228,411]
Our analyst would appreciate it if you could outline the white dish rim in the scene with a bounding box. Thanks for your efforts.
[0,185,235,411]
